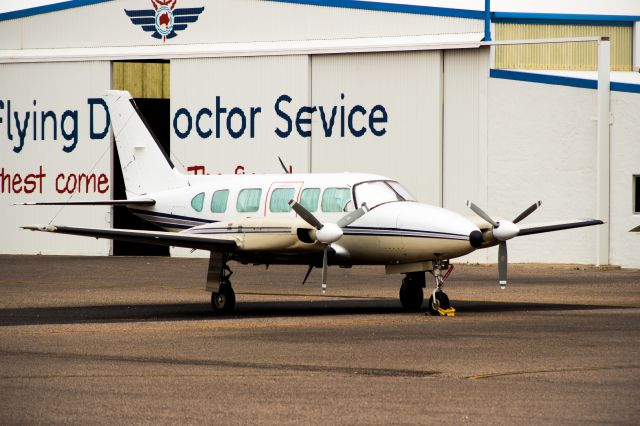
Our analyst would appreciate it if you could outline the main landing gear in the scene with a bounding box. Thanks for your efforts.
[399,272,425,311]
[398,260,456,316]
[207,251,236,314]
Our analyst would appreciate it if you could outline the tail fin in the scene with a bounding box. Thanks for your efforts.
[105,90,186,196]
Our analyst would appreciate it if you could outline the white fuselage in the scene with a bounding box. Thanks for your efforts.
[127,172,479,265]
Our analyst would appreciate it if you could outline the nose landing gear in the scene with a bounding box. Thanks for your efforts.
[427,261,456,317]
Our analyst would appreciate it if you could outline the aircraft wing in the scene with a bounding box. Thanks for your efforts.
[517,219,604,236]
[14,199,155,206]
[630,225,640,232]
[22,225,236,251]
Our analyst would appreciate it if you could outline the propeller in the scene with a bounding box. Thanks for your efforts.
[465,200,541,289]
[289,200,368,293]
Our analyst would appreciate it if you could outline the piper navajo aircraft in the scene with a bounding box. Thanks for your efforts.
[21,90,604,315]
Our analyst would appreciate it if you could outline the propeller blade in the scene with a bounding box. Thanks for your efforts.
[289,200,323,230]
[336,203,368,228]
[513,201,541,224]
[302,264,313,285]
[498,241,508,289]
[321,246,328,294]
[466,200,498,228]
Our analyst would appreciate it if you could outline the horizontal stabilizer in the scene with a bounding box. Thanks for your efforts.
[21,225,236,251]
[517,219,604,236]
[14,199,155,206]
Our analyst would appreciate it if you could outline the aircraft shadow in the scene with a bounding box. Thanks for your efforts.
[0,299,616,327]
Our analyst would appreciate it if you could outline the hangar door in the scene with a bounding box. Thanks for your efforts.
[310,51,443,205]
[170,52,444,206]
[170,55,311,176]
[1,61,112,255]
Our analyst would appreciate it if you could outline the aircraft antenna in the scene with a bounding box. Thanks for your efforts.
[278,156,290,174]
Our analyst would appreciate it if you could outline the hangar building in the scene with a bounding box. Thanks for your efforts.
[1,0,639,268]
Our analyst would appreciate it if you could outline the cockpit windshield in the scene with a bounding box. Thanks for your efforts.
[353,180,416,209]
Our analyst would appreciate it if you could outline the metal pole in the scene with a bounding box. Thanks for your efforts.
[484,0,491,42]
[596,38,610,266]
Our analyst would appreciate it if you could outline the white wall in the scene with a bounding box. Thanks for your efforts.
[0,61,112,254]
[487,78,599,264]
[610,91,640,268]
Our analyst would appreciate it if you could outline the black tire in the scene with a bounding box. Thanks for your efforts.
[399,281,424,311]
[427,291,450,316]
[211,285,236,313]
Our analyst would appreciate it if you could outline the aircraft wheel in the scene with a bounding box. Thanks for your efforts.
[399,281,424,311]
[427,291,450,316]
[211,284,236,313]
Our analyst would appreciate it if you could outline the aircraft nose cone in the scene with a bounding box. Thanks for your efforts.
[469,230,483,248]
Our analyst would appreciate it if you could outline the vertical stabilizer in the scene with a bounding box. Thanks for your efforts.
[105,90,186,196]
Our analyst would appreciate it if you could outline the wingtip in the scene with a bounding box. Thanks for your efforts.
[21,225,57,232]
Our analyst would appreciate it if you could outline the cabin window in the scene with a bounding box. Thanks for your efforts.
[237,188,262,212]
[321,188,351,212]
[211,189,229,213]
[191,192,205,212]
[387,181,416,202]
[300,188,320,212]
[270,188,295,212]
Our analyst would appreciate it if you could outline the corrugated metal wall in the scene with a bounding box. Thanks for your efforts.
[442,47,488,242]
[112,62,170,99]
[495,23,633,71]
[442,48,489,263]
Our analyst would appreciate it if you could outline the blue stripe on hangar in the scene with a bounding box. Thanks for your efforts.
[490,69,640,94]
[0,0,112,22]
[266,0,484,19]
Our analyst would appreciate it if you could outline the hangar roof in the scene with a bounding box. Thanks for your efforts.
[1,0,639,22]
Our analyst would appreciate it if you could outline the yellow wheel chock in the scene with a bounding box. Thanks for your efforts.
[437,306,456,317]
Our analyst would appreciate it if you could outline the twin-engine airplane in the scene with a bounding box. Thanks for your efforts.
[20,90,604,315]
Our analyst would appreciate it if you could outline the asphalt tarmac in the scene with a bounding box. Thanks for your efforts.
[1,255,639,425]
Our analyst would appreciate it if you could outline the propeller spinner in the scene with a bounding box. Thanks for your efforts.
[465,200,541,289]
[289,200,368,293]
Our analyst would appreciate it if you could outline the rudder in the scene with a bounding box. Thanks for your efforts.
[105,90,186,196]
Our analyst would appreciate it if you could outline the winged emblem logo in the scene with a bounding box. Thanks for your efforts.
[125,0,204,42]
